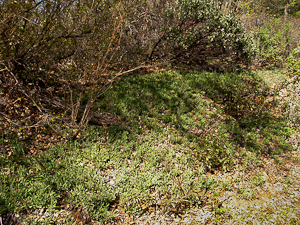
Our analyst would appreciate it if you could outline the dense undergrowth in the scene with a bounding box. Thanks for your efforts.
[1,69,298,223]
[1,0,300,223]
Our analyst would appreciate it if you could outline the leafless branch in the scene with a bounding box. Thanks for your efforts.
[98,64,152,97]
[0,112,20,127]
[6,67,44,115]
[23,1,44,13]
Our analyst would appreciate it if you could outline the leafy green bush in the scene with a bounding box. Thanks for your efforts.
[278,42,300,126]
[162,0,257,70]
[286,41,300,75]
[254,18,290,68]
[120,0,257,70]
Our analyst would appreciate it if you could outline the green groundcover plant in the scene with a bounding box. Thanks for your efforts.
[1,70,296,223]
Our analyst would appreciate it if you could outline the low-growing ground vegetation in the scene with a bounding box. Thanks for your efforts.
[1,69,300,224]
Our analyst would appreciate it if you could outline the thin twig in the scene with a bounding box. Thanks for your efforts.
[68,84,79,128]
[46,120,62,134]
[95,8,124,81]
[0,112,20,127]
[79,99,92,128]
[19,89,43,114]
[7,67,43,114]
[98,64,152,97]
[17,15,41,26]
[5,66,19,94]
[0,111,48,130]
